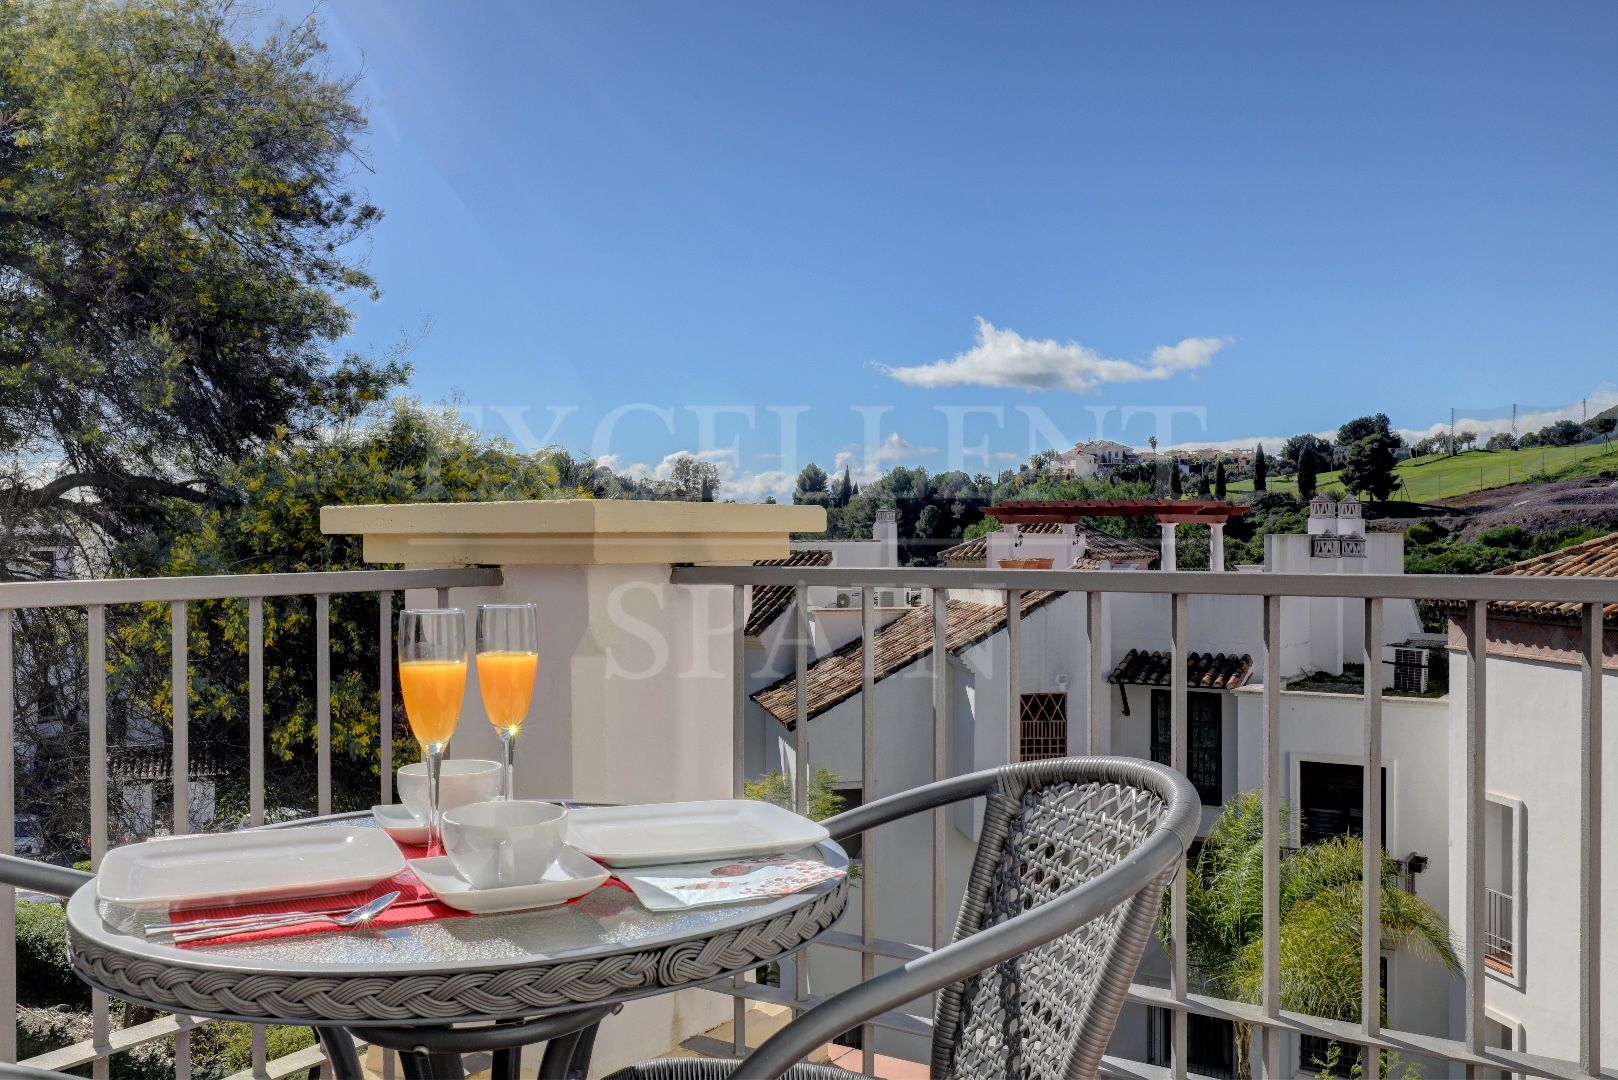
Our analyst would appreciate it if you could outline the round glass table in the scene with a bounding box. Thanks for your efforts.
[65,813,849,1080]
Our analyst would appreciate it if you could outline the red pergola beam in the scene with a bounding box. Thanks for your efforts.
[987,499,1248,525]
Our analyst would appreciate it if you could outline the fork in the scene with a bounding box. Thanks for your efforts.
[170,891,401,944]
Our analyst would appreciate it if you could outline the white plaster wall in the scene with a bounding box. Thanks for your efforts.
[1446,650,1618,1067]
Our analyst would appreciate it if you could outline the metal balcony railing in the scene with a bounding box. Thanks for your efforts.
[670,563,1618,1080]
[1485,886,1515,976]
[0,566,500,1078]
[1,561,1611,1079]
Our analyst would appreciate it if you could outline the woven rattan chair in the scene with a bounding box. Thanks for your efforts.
[605,756,1199,1080]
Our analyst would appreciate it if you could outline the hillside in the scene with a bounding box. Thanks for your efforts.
[1232,441,1618,502]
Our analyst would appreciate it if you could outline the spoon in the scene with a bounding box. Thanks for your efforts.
[171,890,401,944]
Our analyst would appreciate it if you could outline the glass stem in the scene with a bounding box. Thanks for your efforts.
[426,743,444,856]
[501,729,516,800]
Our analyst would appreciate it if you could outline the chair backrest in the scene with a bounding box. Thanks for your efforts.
[932,758,1192,1079]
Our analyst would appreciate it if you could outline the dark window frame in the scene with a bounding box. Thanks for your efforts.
[1150,689,1223,805]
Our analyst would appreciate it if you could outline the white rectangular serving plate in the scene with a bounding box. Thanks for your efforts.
[97,827,406,911]
[567,800,830,868]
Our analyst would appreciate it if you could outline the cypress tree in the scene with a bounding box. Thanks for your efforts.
[1298,452,1318,501]
[1170,463,1183,496]
[1253,445,1268,492]
[1215,460,1228,500]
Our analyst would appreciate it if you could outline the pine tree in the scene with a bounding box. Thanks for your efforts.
[1253,445,1267,492]
[1197,467,1212,498]
[1215,460,1228,500]
[838,466,854,507]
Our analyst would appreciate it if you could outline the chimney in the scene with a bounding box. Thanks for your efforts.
[873,506,898,568]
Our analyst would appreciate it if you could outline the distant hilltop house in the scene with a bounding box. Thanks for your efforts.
[1051,439,1139,479]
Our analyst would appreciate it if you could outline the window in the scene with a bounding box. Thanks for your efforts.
[1148,1008,1235,1079]
[1150,690,1222,805]
[1484,796,1521,980]
[1019,692,1068,761]
[1298,760,1386,848]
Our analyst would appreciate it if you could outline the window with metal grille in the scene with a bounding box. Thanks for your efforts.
[1150,690,1223,805]
[1019,692,1068,761]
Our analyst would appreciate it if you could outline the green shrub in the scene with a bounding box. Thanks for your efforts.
[190,1022,316,1080]
[15,899,88,1009]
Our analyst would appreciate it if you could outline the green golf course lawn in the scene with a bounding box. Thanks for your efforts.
[1231,442,1618,502]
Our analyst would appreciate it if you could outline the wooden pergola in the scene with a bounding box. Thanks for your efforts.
[985,499,1249,526]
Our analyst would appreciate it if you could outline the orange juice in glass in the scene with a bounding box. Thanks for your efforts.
[399,609,467,853]
[476,604,538,799]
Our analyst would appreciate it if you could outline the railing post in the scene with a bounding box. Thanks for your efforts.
[1006,589,1022,763]
[1361,597,1383,1064]
[316,594,331,816]
[1,610,14,1064]
[1580,602,1603,1077]
[860,585,877,1076]
[88,605,110,1080]
[1261,594,1281,1079]
[1170,591,1189,1079]
[731,585,748,1057]
[169,599,191,1076]
[1463,600,1487,1070]
[249,597,265,827]
[931,590,949,953]
[379,591,394,806]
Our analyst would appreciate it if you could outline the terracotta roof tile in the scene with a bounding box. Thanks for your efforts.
[744,550,833,637]
[1429,531,1618,624]
[1105,649,1253,689]
[752,592,1061,727]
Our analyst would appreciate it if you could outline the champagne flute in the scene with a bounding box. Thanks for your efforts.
[398,609,468,854]
[476,603,539,799]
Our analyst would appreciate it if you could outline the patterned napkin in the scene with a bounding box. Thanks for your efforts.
[614,851,845,911]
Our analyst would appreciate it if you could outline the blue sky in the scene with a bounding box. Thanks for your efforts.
[283,2,1618,498]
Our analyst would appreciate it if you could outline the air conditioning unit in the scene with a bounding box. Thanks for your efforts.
[906,589,924,607]
[1391,647,1428,693]
[876,590,897,608]
[834,592,853,609]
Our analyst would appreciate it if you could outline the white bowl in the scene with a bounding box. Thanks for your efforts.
[397,759,503,823]
[442,800,569,889]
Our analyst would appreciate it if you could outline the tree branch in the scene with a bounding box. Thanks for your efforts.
[12,472,209,508]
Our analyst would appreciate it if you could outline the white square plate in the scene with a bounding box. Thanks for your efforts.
[566,800,829,868]
[408,849,610,914]
[96,827,406,911]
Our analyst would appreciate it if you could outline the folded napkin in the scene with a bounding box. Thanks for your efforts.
[615,851,845,911]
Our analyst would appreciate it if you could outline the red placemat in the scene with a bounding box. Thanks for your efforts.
[171,865,468,949]
[170,833,623,949]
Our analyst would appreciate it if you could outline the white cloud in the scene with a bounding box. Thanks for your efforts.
[878,318,1230,393]
[598,448,797,502]
[832,432,940,484]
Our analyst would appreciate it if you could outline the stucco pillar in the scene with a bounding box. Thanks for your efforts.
[1159,522,1178,573]
[1209,522,1225,572]
[320,499,825,1071]
[321,499,823,804]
